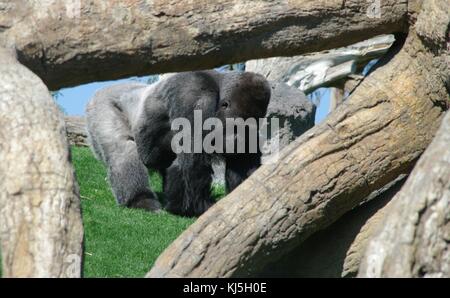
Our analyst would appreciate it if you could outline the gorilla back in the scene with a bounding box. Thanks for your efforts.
[86,70,271,216]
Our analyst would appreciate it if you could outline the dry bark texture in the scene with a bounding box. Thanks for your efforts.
[148,29,448,277]
[258,176,405,278]
[0,0,407,90]
[359,111,450,277]
[358,0,450,278]
[65,116,88,147]
[0,49,83,278]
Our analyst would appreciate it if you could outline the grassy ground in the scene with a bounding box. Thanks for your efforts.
[73,146,225,277]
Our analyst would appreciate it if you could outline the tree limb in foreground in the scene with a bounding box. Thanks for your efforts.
[359,110,450,277]
[0,0,407,90]
[0,49,84,278]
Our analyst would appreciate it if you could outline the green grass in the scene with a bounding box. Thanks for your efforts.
[72,146,226,277]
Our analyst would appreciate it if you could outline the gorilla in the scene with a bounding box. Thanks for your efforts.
[86,70,271,217]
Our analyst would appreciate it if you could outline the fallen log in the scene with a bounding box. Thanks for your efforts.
[0,1,407,90]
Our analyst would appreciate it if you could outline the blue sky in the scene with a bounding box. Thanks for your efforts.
[57,76,149,116]
[57,77,331,124]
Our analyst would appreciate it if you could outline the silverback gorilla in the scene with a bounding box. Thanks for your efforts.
[86,70,271,217]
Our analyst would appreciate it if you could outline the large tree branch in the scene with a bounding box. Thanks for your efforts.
[0,49,83,277]
[0,0,407,90]
[258,175,406,278]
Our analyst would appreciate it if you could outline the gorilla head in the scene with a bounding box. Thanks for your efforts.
[212,72,271,159]
[216,72,271,121]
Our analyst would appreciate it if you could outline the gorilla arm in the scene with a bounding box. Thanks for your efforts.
[133,99,175,171]
[85,83,162,211]
[165,153,215,217]
[164,89,219,216]
[225,153,261,192]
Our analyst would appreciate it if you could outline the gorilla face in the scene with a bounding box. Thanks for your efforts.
[217,72,271,121]
[215,72,271,155]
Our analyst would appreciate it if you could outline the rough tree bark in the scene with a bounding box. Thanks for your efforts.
[0,49,84,277]
[148,5,449,276]
[359,111,450,277]
[0,0,407,90]
[258,176,406,278]
[358,0,450,278]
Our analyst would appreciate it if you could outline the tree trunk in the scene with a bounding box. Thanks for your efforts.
[0,0,407,90]
[359,110,450,277]
[358,0,450,277]
[258,175,406,278]
[0,49,83,278]
[147,27,448,277]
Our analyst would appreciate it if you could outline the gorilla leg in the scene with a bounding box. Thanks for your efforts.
[225,153,261,192]
[107,141,161,211]
[86,91,161,212]
[163,163,184,214]
[165,154,215,217]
